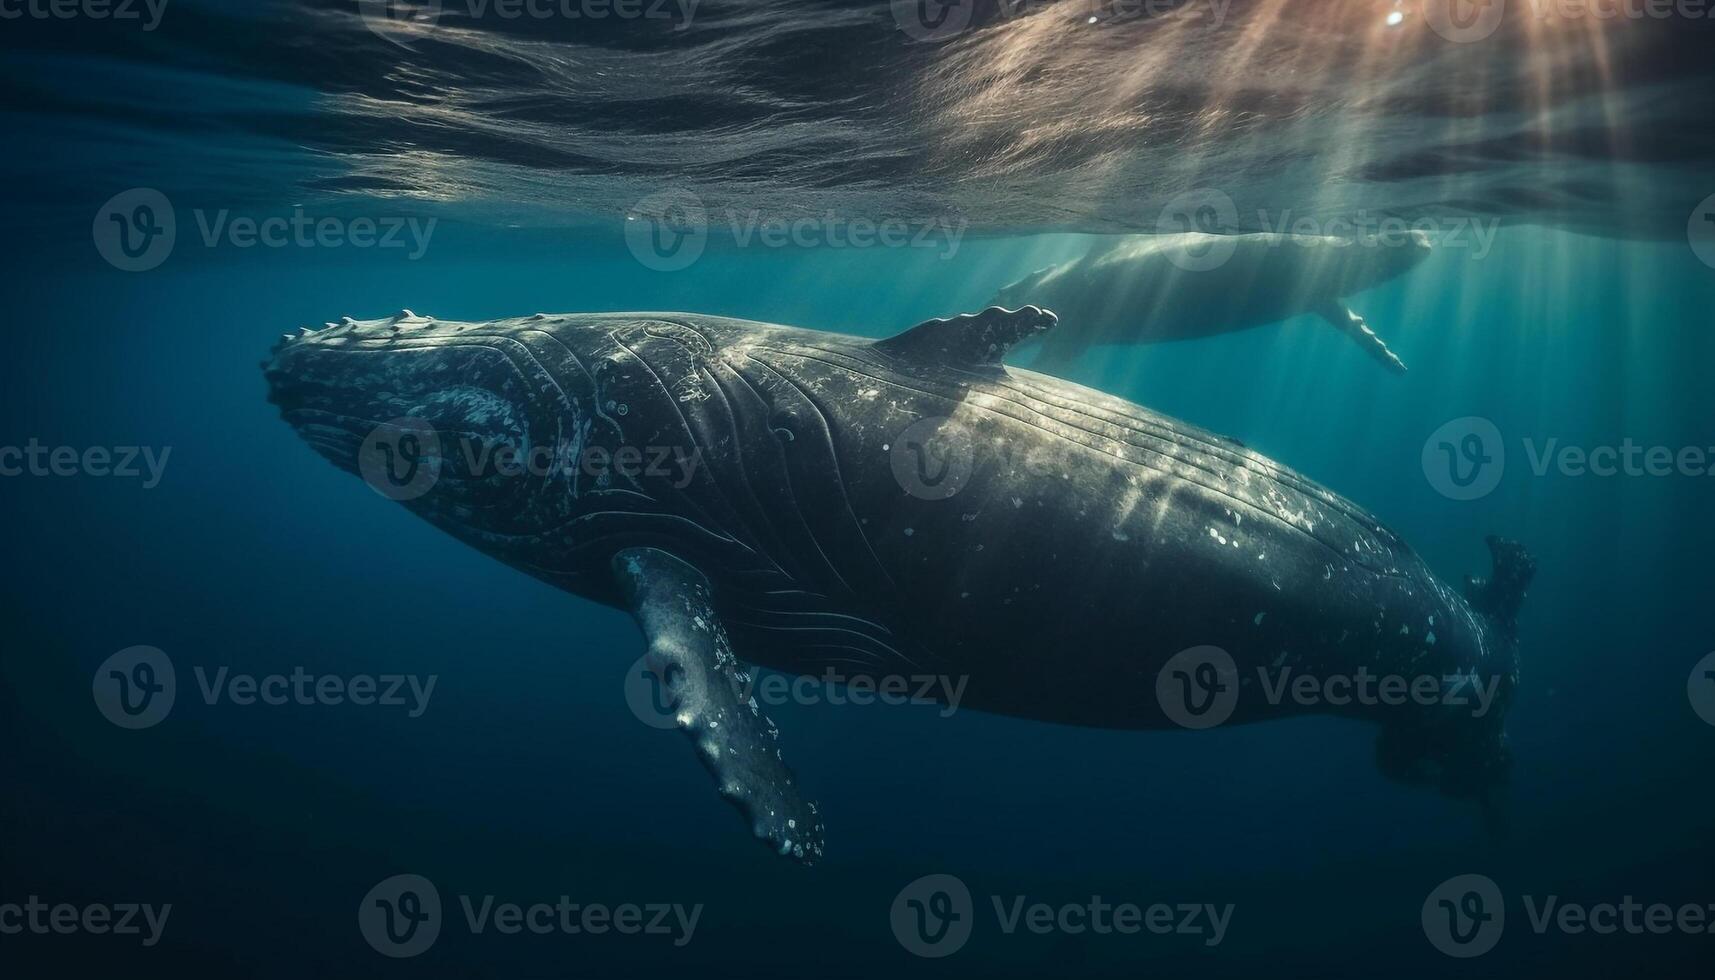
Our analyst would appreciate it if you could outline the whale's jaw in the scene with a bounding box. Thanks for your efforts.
[263,310,600,546]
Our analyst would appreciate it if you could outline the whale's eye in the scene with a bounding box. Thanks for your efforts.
[770,409,798,443]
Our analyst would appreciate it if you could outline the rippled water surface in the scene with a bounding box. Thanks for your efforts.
[3,3,1714,979]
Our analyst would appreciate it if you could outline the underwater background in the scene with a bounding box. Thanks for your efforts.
[3,1,1714,977]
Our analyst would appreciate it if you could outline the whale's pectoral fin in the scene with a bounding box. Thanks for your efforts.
[1316,300,1408,374]
[612,546,825,865]
[874,305,1059,372]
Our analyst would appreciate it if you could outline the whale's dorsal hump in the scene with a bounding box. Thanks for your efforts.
[873,306,1057,370]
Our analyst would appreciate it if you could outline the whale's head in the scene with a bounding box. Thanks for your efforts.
[263,311,634,580]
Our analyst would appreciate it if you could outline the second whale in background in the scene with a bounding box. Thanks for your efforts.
[992,230,1431,375]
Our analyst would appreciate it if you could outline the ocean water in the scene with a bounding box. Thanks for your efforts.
[3,2,1714,978]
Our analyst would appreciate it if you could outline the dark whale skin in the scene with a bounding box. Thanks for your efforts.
[266,309,1526,803]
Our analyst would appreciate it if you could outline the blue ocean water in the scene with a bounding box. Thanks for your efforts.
[4,2,1715,978]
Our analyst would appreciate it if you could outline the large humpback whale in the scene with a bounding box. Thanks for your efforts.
[991,232,1431,374]
[265,306,1532,863]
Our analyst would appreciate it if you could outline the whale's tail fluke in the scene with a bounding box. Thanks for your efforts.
[1376,534,1534,836]
[1463,535,1537,640]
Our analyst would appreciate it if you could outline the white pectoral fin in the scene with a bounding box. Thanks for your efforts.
[612,547,825,864]
[1317,300,1408,374]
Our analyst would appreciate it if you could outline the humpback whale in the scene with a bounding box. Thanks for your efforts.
[991,232,1431,374]
[264,306,1531,864]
